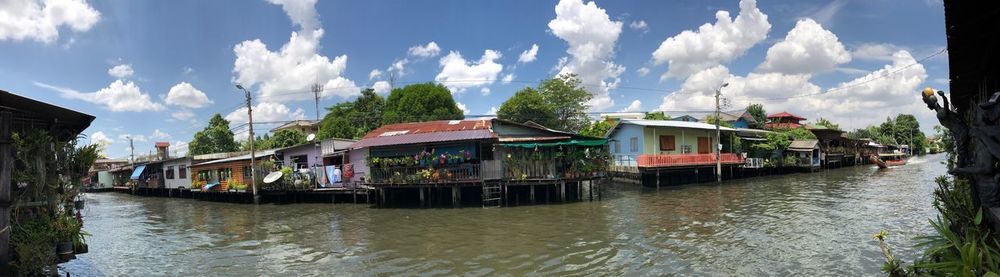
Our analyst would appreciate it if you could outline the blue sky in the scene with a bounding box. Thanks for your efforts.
[0,0,948,158]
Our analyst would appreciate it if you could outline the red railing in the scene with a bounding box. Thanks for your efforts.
[637,153,744,167]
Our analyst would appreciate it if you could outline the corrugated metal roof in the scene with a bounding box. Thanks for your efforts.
[350,120,494,149]
[499,136,571,142]
[767,111,806,120]
[788,140,819,151]
[193,149,277,167]
[351,129,494,149]
[620,119,736,131]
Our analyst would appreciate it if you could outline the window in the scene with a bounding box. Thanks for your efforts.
[659,135,676,151]
[178,165,187,179]
[165,166,174,179]
[613,141,621,153]
[629,137,638,153]
[243,166,252,179]
[291,155,308,169]
[219,168,232,181]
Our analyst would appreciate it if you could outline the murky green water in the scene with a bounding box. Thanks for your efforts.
[62,154,945,276]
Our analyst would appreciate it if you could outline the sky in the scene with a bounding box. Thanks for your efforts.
[0,0,949,159]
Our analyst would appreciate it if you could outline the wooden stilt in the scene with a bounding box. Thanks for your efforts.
[589,181,593,201]
[452,186,459,208]
[419,187,425,207]
[530,185,535,204]
[656,169,661,189]
[560,181,566,203]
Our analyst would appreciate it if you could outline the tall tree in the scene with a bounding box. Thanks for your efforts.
[746,103,766,128]
[382,83,463,124]
[538,74,592,132]
[318,102,357,139]
[353,88,385,135]
[579,119,614,138]
[497,87,556,126]
[189,114,239,155]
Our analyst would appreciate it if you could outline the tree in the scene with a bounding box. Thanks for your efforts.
[269,129,306,148]
[579,119,614,138]
[317,88,387,140]
[644,112,671,120]
[497,87,556,126]
[538,74,592,132]
[382,83,463,124]
[704,115,734,128]
[746,103,766,128]
[814,117,841,130]
[189,113,239,155]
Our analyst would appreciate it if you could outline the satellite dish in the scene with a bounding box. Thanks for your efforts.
[263,171,283,184]
[306,133,316,142]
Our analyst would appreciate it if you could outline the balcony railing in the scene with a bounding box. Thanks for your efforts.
[370,163,481,184]
[637,153,744,167]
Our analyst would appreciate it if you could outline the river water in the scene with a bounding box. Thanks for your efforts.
[62,154,946,276]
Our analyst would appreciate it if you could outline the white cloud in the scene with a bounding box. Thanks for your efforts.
[518,44,539,63]
[372,80,391,94]
[165,82,213,108]
[481,87,491,96]
[455,102,471,115]
[90,131,113,145]
[629,20,649,33]
[37,80,165,112]
[118,133,147,142]
[758,19,850,74]
[651,0,770,80]
[232,0,359,102]
[548,0,625,111]
[182,66,194,74]
[852,43,899,61]
[107,64,134,79]
[0,0,101,43]
[369,68,382,80]
[636,67,650,77]
[435,50,504,94]
[389,59,408,76]
[407,41,441,58]
[171,140,189,157]
[502,73,514,84]
[620,99,642,112]
[225,101,306,127]
[151,129,170,139]
[171,110,196,122]
[487,106,498,115]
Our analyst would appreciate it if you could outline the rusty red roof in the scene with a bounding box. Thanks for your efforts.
[351,120,495,149]
[766,111,806,120]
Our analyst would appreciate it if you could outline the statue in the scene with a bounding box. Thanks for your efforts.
[927,88,1000,207]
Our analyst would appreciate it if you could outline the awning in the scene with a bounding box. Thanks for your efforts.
[739,137,767,141]
[129,165,146,180]
[501,139,607,148]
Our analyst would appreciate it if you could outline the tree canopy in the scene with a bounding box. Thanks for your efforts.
[382,83,463,124]
[746,103,766,128]
[847,114,927,154]
[644,112,671,120]
[538,74,592,132]
[813,117,841,130]
[579,119,614,138]
[318,88,385,140]
[189,113,239,155]
[497,87,556,127]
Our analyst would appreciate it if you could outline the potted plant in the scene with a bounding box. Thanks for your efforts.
[462,150,471,162]
[439,153,447,165]
[53,214,79,260]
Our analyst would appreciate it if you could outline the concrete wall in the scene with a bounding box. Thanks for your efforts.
[96,171,113,188]
[162,158,192,189]
[279,144,322,170]
[348,148,369,183]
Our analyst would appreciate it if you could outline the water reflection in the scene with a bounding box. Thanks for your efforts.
[63,154,944,276]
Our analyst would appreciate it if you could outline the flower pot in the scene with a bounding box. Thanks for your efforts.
[74,243,89,254]
[57,241,74,260]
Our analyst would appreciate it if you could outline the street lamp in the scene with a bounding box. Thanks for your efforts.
[715,82,729,183]
[235,84,259,204]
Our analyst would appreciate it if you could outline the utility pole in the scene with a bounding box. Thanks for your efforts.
[312,83,323,121]
[128,135,134,166]
[714,82,729,183]
[236,84,260,204]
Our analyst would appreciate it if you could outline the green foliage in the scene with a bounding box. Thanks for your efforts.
[749,127,815,155]
[703,115,735,128]
[497,87,557,127]
[318,88,385,139]
[643,112,671,120]
[189,113,239,155]
[382,83,463,124]
[848,114,927,155]
[538,74,592,132]
[746,103,766,128]
[269,129,307,148]
[813,117,841,130]
[12,216,57,275]
[579,120,614,138]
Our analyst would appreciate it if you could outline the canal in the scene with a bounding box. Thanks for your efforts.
[63,154,945,276]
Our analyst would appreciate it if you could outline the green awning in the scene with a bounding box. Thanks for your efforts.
[501,139,607,148]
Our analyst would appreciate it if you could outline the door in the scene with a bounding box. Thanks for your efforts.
[697,137,711,154]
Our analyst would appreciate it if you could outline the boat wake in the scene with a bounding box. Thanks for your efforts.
[908,156,926,165]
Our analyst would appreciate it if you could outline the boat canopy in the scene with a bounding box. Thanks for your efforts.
[129,165,146,180]
[500,139,607,148]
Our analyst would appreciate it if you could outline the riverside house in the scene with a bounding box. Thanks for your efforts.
[273,138,356,188]
[764,111,807,129]
[190,149,277,192]
[350,118,608,207]
[604,119,745,186]
[786,139,822,171]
